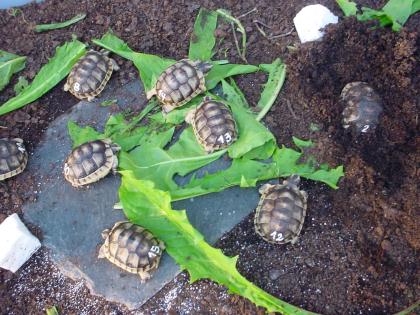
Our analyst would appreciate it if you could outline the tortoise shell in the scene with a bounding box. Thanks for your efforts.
[64,50,118,101]
[98,221,165,282]
[146,59,212,113]
[341,82,383,134]
[185,97,237,153]
[0,138,28,180]
[254,175,308,244]
[63,139,120,187]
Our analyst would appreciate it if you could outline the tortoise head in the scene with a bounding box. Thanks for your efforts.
[196,61,213,74]
[284,174,301,187]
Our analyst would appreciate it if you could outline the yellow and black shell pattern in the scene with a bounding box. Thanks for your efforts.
[0,138,28,180]
[254,175,308,245]
[147,59,212,113]
[63,139,120,187]
[185,97,238,153]
[98,221,165,282]
[64,50,118,101]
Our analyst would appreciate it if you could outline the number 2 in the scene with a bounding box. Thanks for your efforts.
[361,125,370,133]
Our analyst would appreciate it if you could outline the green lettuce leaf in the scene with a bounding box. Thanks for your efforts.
[0,40,86,116]
[35,13,86,32]
[120,173,318,314]
[206,63,258,90]
[188,9,218,60]
[336,0,358,16]
[0,50,26,92]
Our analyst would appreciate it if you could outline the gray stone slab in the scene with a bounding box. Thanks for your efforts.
[24,80,264,309]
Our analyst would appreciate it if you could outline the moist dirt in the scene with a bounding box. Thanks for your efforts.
[0,0,418,314]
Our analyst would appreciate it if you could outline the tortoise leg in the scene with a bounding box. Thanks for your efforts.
[110,58,120,71]
[111,155,118,175]
[258,183,274,194]
[63,82,70,91]
[146,88,157,100]
[98,244,107,258]
[87,95,95,102]
[138,270,151,283]
[184,109,196,124]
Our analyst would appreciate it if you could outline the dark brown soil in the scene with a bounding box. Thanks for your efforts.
[0,0,419,314]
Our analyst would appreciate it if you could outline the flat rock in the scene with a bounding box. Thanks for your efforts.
[24,80,265,309]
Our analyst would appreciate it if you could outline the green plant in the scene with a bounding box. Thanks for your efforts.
[0,50,26,92]
[35,13,86,32]
[336,0,420,31]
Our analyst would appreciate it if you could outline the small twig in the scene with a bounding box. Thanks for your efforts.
[285,99,298,120]
[0,125,7,129]
[268,28,294,39]
[237,7,257,19]
[253,21,268,38]
[253,19,272,29]
[230,23,247,63]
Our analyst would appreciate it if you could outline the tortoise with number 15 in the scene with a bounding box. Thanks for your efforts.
[64,49,119,101]
[98,221,165,282]
[185,97,238,153]
[254,175,308,244]
[146,59,212,113]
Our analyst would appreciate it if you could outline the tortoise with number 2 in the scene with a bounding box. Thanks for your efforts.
[0,138,28,180]
[64,49,119,101]
[254,175,308,245]
[98,221,165,282]
[341,81,383,134]
[63,139,120,187]
[185,96,238,153]
[147,59,213,113]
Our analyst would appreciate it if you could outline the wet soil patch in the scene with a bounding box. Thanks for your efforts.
[0,0,418,314]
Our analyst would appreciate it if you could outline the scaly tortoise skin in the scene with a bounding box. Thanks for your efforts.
[98,221,165,282]
[63,139,120,187]
[185,97,238,153]
[64,50,119,101]
[0,138,28,180]
[341,82,383,134]
[254,175,308,244]
[146,59,212,113]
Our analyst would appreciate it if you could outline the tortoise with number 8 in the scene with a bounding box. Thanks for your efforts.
[146,59,212,113]
[254,175,308,244]
[0,138,28,180]
[185,97,238,153]
[64,49,119,101]
[98,221,165,282]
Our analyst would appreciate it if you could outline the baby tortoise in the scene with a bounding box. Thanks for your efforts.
[98,221,165,282]
[0,138,28,180]
[341,82,383,134]
[254,175,308,244]
[147,59,212,113]
[64,139,120,187]
[185,97,238,153]
[64,49,119,101]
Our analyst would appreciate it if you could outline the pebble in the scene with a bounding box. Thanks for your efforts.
[268,269,281,280]
[304,258,315,268]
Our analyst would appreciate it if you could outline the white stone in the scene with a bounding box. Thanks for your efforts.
[293,4,339,43]
[0,213,41,272]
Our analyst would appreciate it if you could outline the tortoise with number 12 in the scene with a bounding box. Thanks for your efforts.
[254,175,308,244]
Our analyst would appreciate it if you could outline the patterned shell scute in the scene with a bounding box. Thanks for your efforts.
[105,222,163,273]
[155,60,204,106]
[192,100,237,151]
[255,182,307,244]
[0,138,28,180]
[66,50,112,98]
[341,82,383,134]
[64,140,114,185]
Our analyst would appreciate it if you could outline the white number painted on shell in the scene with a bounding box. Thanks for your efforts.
[270,231,284,242]
[158,90,167,100]
[361,125,370,133]
[148,245,161,258]
[217,132,233,145]
[64,163,70,176]
[73,82,81,92]
[16,143,26,154]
